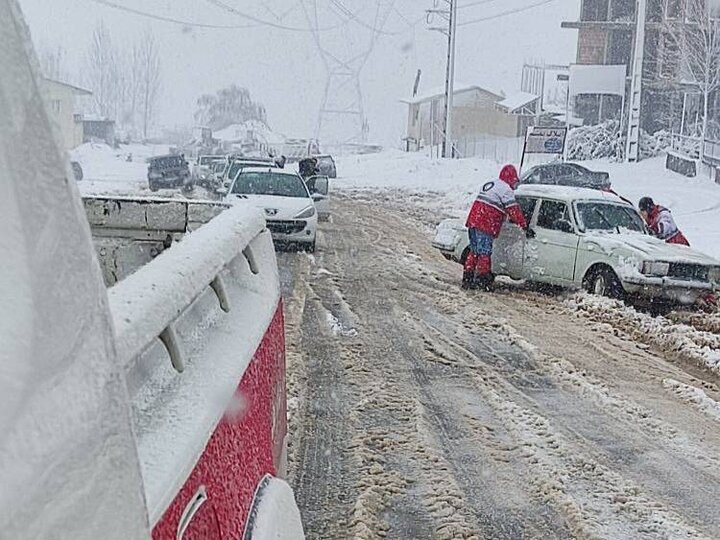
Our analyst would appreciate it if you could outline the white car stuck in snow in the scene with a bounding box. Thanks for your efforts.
[433,185,720,305]
[226,166,318,252]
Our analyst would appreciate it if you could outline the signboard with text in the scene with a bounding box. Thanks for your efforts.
[524,126,568,155]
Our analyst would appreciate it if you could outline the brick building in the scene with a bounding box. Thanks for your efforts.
[562,0,719,134]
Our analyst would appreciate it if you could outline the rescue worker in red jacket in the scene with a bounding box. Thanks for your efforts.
[638,197,690,246]
[463,164,534,289]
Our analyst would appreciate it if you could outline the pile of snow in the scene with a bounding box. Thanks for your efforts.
[336,150,720,259]
[566,121,671,161]
[337,149,498,217]
[565,293,720,373]
[70,142,169,196]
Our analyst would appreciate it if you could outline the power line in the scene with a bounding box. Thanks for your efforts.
[89,0,256,28]
[328,0,398,35]
[458,0,558,26]
[457,0,502,9]
[204,0,341,32]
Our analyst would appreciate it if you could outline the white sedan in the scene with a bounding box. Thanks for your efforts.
[225,166,318,252]
[433,185,720,305]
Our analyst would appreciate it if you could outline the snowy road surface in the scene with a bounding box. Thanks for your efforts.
[284,193,720,540]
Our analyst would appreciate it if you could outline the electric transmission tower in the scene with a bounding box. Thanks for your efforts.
[301,0,397,150]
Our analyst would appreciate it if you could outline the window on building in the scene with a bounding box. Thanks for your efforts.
[581,0,609,21]
[660,33,680,79]
[643,30,661,78]
[51,99,61,113]
[610,0,634,21]
[647,0,664,22]
[665,0,683,19]
[608,29,633,66]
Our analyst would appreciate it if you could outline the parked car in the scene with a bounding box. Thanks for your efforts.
[433,185,720,306]
[520,162,611,190]
[147,154,192,192]
[70,160,83,181]
[221,156,285,190]
[305,175,330,221]
[313,154,337,178]
[193,154,226,187]
[225,166,318,252]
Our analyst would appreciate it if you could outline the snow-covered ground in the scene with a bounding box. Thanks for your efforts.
[337,150,720,259]
[71,142,169,197]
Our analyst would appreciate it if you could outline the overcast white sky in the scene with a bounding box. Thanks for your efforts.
[18,0,580,146]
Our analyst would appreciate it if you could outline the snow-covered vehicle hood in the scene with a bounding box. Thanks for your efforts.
[229,194,314,220]
[582,232,720,266]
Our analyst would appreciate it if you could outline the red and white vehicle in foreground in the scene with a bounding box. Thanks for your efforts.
[0,2,304,538]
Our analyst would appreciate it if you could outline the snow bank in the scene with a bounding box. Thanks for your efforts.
[71,142,169,196]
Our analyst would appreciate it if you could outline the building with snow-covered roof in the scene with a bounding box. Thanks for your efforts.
[401,84,538,153]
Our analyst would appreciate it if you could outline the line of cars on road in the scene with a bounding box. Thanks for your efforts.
[434,162,720,308]
[147,153,335,252]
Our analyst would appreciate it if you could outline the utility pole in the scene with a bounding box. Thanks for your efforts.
[427,0,458,158]
[625,0,647,163]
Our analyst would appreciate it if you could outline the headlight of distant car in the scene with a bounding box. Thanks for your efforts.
[709,266,720,283]
[641,261,670,277]
[295,206,316,220]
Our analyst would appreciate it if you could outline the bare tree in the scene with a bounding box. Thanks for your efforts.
[39,45,67,81]
[138,30,161,139]
[86,22,118,119]
[663,0,720,141]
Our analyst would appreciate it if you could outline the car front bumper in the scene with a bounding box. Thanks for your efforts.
[266,218,317,244]
[623,276,717,305]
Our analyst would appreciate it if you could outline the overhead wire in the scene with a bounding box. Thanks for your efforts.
[457,0,502,9]
[204,0,343,32]
[458,0,559,25]
[88,0,256,28]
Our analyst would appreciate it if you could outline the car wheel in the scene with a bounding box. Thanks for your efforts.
[585,266,624,300]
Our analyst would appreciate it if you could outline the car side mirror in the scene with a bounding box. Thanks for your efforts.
[554,219,574,233]
[216,187,228,196]
[312,193,325,202]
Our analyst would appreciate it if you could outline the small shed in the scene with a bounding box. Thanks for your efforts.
[401,84,539,151]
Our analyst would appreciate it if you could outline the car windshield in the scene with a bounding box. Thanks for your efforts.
[575,202,645,233]
[232,171,309,198]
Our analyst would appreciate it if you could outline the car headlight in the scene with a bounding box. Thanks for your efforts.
[641,261,670,277]
[295,206,316,220]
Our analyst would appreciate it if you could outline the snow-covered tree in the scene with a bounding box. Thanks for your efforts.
[194,85,267,131]
[138,30,161,139]
[85,22,118,119]
[662,0,720,143]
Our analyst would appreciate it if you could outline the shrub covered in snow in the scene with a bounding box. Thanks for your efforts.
[566,121,671,162]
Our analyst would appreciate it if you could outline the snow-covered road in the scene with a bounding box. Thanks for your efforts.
[285,194,720,540]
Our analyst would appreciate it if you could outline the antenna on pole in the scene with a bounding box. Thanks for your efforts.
[427,0,458,158]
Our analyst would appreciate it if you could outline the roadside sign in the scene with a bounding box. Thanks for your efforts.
[525,126,568,155]
[519,126,569,173]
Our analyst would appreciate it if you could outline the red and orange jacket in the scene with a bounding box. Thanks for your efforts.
[647,206,689,246]
[466,179,527,238]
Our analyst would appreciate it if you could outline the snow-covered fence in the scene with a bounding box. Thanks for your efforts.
[670,133,702,159]
[453,135,524,164]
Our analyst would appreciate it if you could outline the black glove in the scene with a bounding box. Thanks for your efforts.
[525,228,536,239]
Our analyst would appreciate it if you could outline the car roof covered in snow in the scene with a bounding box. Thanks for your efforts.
[238,166,299,176]
[516,184,630,205]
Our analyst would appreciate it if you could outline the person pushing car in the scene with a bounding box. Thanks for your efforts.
[638,197,689,246]
[463,164,534,290]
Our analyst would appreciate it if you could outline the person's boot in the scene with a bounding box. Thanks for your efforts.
[473,272,491,291]
[461,270,475,289]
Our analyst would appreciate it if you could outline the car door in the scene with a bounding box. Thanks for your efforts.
[525,199,580,284]
[493,197,539,279]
